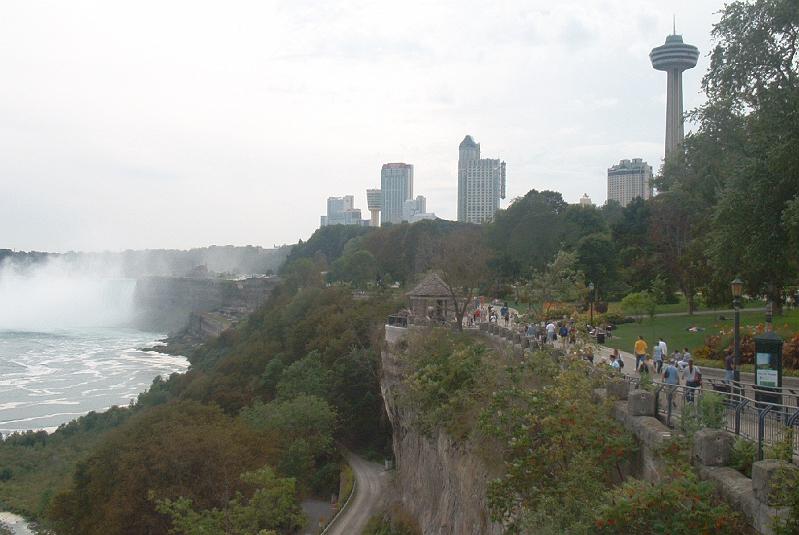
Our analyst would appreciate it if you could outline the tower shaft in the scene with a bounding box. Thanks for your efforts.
[665,69,684,157]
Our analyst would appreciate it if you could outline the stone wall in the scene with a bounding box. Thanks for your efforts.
[610,386,795,534]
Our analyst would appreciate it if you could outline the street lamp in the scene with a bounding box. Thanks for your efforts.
[588,282,595,326]
[731,277,744,385]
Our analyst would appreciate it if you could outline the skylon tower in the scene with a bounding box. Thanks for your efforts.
[650,25,699,157]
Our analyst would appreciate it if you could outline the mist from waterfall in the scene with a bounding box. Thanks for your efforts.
[0,256,136,331]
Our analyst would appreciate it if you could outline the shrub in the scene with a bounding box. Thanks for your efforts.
[594,471,745,534]
[730,438,756,477]
[699,392,725,429]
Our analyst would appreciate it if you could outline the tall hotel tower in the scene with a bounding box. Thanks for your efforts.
[457,135,506,223]
[650,28,699,157]
[380,163,413,224]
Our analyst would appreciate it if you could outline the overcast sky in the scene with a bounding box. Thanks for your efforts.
[1,0,726,252]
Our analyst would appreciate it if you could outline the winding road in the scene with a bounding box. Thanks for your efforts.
[324,453,388,535]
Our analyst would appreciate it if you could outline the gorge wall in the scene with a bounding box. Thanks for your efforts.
[380,326,503,535]
[133,276,279,333]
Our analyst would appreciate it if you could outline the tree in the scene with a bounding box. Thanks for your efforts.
[155,466,304,535]
[48,402,276,535]
[648,191,704,314]
[621,292,657,324]
[520,249,584,317]
[694,0,799,310]
[434,226,493,331]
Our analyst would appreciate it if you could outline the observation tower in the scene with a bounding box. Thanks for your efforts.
[650,26,699,157]
[366,188,382,227]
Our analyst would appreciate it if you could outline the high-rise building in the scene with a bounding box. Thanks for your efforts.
[402,195,435,222]
[366,189,382,227]
[607,159,653,207]
[381,163,413,224]
[650,28,699,157]
[579,193,593,207]
[457,135,506,224]
[320,195,368,227]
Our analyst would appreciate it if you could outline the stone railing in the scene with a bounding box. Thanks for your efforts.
[603,382,796,534]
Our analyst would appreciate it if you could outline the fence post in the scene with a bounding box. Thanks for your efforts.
[757,405,773,461]
[666,387,674,426]
[735,399,748,436]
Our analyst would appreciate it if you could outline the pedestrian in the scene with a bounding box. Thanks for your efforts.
[682,347,692,362]
[610,352,621,371]
[559,323,569,348]
[724,350,735,386]
[684,358,702,402]
[569,323,577,344]
[653,338,664,374]
[638,355,651,377]
[663,359,680,385]
[634,335,648,371]
[610,348,624,371]
[658,338,668,370]
[546,321,556,344]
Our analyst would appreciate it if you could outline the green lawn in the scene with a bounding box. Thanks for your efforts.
[604,309,799,356]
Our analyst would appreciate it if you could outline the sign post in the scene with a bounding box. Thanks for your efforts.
[753,331,783,407]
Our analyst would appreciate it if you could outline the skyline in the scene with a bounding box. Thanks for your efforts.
[0,1,724,252]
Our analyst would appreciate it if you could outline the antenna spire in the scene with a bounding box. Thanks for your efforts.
[673,14,676,35]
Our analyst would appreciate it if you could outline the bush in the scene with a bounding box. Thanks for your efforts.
[594,471,745,534]
[699,392,725,429]
[730,438,756,477]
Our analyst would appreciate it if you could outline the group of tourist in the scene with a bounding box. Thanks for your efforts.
[607,336,705,394]
[523,319,576,349]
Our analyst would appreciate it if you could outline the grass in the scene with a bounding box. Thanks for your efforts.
[604,309,799,356]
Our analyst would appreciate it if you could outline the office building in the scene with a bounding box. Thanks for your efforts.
[402,195,436,223]
[607,159,653,207]
[650,28,699,157]
[381,163,414,224]
[457,135,506,223]
[320,195,368,227]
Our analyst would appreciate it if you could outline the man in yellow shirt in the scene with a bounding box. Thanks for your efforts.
[634,336,648,371]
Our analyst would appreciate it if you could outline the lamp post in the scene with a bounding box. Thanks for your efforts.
[588,282,595,326]
[731,277,744,385]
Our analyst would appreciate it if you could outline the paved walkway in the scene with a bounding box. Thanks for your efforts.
[324,453,388,535]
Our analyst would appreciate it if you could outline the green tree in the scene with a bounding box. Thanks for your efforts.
[621,292,657,324]
[520,249,584,317]
[48,402,275,535]
[155,466,304,535]
[275,351,331,400]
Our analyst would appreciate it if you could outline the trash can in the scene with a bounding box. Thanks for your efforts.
[596,332,606,344]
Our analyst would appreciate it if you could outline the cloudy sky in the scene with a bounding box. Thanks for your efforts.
[1,0,725,252]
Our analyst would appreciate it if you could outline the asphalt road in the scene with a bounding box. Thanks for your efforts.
[325,453,388,535]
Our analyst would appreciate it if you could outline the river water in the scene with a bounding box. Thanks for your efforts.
[0,327,188,435]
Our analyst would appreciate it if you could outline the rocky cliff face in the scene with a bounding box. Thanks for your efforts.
[380,328,503,535]
[133,276,279,333]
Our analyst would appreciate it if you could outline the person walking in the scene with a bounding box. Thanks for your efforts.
[724,350,735,386]
[653,339,664,374]
[634,336,648,371]
[546,321,556,344]
[684,359,702,402]
[610,352,621,371]
[658,338,668,373]
[663,359,680,386]
[559,323,569,349]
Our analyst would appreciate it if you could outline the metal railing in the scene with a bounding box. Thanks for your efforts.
[640,379,799,459]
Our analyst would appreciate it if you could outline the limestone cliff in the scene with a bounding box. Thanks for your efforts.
[380,327,503,535]
[133,276,279,333]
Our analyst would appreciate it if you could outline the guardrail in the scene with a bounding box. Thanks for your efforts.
[628,377,799,459]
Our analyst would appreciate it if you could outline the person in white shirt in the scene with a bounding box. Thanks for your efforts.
[546,322,556,343]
